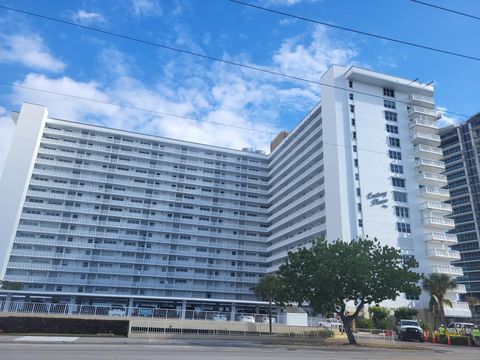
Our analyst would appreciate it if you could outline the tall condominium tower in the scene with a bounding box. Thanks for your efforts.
[0,65,471,319]
[440,113,480,300]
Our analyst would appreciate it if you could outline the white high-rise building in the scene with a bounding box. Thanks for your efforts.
[0,65,470,319]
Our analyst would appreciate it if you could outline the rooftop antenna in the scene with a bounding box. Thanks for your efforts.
[424,81,434,87]
[408,78,419,85]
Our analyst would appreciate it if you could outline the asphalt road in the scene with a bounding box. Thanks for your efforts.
[0,337,479,360]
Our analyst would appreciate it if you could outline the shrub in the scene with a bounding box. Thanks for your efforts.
[449,335,471,346]
[375,319,395,330]
[421,322,432,333]
[0,316,129,336]
[393,307,418,321]
[356,317,374,329]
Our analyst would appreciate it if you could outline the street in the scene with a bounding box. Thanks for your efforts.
[0,336,478,360]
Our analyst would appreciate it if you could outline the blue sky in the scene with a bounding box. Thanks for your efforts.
[0,0,479,174]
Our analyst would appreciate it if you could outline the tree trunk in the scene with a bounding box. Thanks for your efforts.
[268,298,272,335]
[342,318,357,345]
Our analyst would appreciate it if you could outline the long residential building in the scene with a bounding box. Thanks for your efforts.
[0,65,471,318]
[440,113,480,298]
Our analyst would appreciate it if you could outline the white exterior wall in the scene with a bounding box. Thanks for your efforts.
[0,104,47,278]
[0,66,470,317]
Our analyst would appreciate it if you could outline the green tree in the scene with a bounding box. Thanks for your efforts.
[393,307,418,322]
[422,273,457,328]
[368,306,390,327]
[253,274,283,335]
[0,281,22,290]
[278,238,421,345]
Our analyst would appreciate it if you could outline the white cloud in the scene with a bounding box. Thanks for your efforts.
[130,0,163,16]
[0,107,15,178]
[71,10,105,25]
[263,0,320,6]
[437,107,463,128]
[5,25,358,162]
[0,34,65,72]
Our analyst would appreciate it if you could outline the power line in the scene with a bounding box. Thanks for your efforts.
[0,5,470,118]
[0,80,464,158]
[229,0,480,62]
[409,0,480,21]
[0,81,274,135]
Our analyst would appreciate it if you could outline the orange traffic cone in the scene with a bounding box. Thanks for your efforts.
[432,334,436,343]
[447,336,452,345]
[423,331,428,342]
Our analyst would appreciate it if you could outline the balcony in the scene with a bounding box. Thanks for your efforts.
[430,265,463,277]
[427,249,461,260]
[420,202,452,215]
[410,131,441,146]
[448,284,467,294]
[409,118,439,131]
[409,94,435,107]
[422,216,455,229]
[408,105,441,119]
[414,145,443,160]
[418,186,449,200]
[424,232,458,244]
[414,158,445,173]
[416,172,448,186]
[443,302,472,318]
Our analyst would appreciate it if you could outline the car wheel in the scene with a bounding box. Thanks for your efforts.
[419,337,424,343]
[398,334,403,341]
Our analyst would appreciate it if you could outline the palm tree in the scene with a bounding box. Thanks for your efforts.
[422,273,457,328]
[253,274,282,335]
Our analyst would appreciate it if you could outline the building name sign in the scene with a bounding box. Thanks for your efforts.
[367,192,388,208]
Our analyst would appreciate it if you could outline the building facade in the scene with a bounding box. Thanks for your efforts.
[440,113,480,298]
[0,66,470,318]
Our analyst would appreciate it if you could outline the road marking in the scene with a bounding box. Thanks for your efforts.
[14,336,79,342]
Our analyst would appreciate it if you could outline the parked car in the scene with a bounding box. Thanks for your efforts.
[213,314,228,321]
[260,316,276,324]
[239,315,255,323]
[396,319,424,342]
[319,318,343,328]
[447,322,474,336]
[108,308,126,317]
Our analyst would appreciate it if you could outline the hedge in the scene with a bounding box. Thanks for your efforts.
[0,316,129,336]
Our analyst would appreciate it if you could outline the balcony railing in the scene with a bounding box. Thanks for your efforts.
[414,158,445,172]
[427,249,461,260]
[424,232,458,244]
[443,302,472,318]
[414,145,443,160]
[422,216,455,228]
[408,106,440,119]
[430,265,464,277]
[420,201,452,214]
[409,94,435,106]
[410,131,441,146]
[416,172,448,186]
[418,186,449,199]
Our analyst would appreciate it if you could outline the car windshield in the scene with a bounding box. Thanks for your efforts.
[402,321,418,326]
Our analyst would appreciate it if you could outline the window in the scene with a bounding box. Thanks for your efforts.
[358,203,362,211]
[349,80,353,88]
[352,131,357,139]
[385,111,397,122]
[351,118,356,126]
[350,105,355,113]
[393,191,408,203]
[397,222,411,233]
[395,206,409,218]
[349,93,354,100]
[388,137,400,147]
[389,150,402,160]
[354,159,359,167]
[355,173,359,180]
[358,219,363,227]
[356,188,361,196]
[383,88,395,97]
[384,99,396,109]
[353,145,357,152]
[406,292,420,301]
[390,164,403,174]
[386,124,399,134]
[392,178,405,188]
